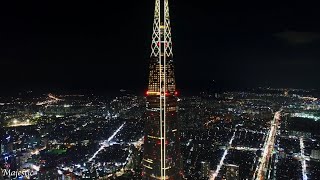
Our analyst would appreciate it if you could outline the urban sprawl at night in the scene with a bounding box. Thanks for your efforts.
[1,88,320,179]
[1,0,320,179]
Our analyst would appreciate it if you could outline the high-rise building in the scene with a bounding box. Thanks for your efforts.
[131,145,142,171]
[0,142,4,154]
[142,0,182,179]
[284,89,289,96]
[311,149,320,160]
[225,164,239,180]
[38,168,61,180]
[200,161,210,179]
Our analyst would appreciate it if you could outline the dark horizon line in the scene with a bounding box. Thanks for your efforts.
[0,85,319,97]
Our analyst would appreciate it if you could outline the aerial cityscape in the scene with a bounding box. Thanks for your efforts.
[1,0,320,180]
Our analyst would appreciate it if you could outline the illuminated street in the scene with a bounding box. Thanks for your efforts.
[88,122,126,162]
[253,111,281,180]
[210,131,236,180]
[300,137,308,180]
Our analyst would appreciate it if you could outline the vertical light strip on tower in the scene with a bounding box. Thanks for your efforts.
[158,0,164,178]
[161,0,168,179]
[162,0,167,179]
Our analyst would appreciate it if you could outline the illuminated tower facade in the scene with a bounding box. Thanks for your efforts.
[142,0,182,179]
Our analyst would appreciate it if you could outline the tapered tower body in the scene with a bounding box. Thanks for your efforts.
[142,0,182,179]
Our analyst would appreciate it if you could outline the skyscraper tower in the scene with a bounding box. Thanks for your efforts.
[142,0,182,179]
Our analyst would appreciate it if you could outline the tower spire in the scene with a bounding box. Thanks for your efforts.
[150,0,173,58]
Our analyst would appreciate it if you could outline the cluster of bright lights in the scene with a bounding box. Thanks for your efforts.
[36,94,62,106]
[291,113,320,121]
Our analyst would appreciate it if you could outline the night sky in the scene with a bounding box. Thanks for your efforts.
[1,1,320,94]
